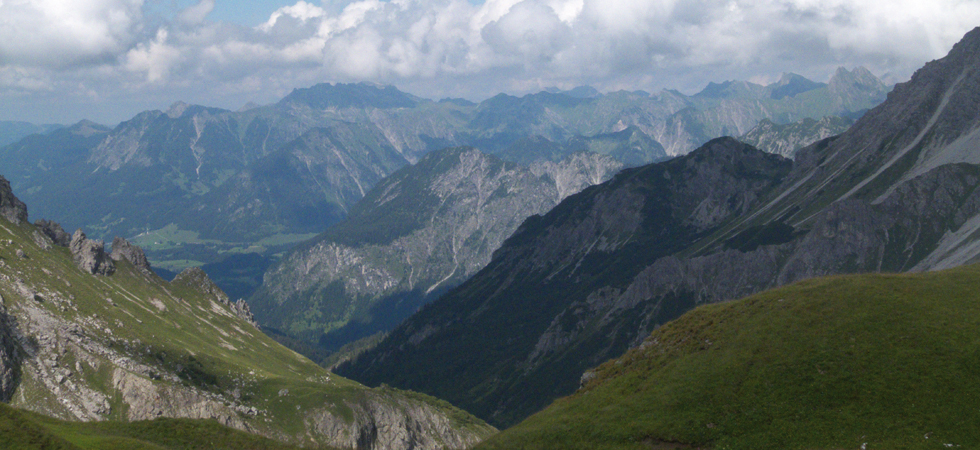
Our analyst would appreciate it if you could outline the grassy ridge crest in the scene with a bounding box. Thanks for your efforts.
[480,265,980,449]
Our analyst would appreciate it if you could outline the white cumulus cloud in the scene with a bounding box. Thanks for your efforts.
[2,0,980,124]
[0,0,144,68]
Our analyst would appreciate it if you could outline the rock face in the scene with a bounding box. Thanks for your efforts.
[337,27,980,429]
[0,175,27,225]
[69,230,115,276]
[250,147,621,351]
[109,237,152,274]
[0,301,21,402]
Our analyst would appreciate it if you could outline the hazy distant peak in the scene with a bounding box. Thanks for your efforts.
[237,101,261,112]
[829,66,883,88]
[768,73,826,100]
[437,97,476,107]
[565,86,601,98]
[694,80,765,99]
[541,85,600,98]
[278,82,419,110]
[67,119,108,137]
[166,101,190,118]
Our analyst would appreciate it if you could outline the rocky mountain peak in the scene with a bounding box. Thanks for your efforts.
[166,101,190,118]
[828,66,886,93]
[109,237,152,274]
[786,27,980,215]
[69,230,115,276]
[67,120,109,138]
[279,82,419,110]
[0,175,28,225]
[769,73,826,100]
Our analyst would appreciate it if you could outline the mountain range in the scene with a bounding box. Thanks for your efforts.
[1,20,976,450]
[337,26,980,429]
[0,68,887,302]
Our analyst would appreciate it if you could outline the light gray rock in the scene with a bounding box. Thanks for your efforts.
[31,231,52,250]
[69,230,115,276]
[109,237,152,274]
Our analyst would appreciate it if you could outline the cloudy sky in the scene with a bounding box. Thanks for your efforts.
[1,0,979,125]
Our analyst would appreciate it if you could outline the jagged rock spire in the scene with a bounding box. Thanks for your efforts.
[69,230,115,276]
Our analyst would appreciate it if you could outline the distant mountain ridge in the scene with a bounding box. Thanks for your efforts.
[740,116,854,158]
[337,27,980,429]
[0,69,887,298]
[0,120,62,147]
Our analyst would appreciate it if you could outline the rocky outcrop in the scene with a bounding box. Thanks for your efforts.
[172,267,228,302]
[109,237,152,274]
[69,230,115,276]
[173,267,258,327]
[307,390,490,450]
[35,220,71,247]
[112,368,249,429]
[0,175,27,225]
[229,299,258,328]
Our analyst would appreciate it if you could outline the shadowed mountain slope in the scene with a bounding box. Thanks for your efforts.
[338,27,980,429]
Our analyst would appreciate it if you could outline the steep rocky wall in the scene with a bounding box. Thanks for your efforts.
[0,175,27,225]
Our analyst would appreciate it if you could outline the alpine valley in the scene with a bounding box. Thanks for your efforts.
[338,24,980,437]
[6,18,978,450]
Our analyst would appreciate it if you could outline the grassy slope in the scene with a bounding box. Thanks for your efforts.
[0,218,493,445]
[480,264,980,450]
[0,402,306,450]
